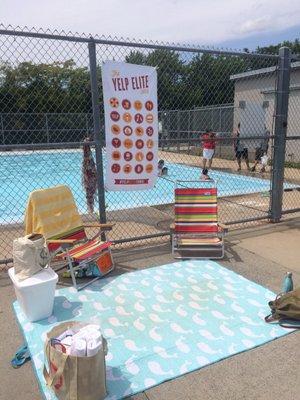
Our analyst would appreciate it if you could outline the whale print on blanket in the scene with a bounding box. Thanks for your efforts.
[13,260,294,400]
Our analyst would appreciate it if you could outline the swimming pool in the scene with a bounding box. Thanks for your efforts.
[0,150,273,223]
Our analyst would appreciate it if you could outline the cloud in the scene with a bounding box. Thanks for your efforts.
[1,0,300,47]
[238,17,272,35]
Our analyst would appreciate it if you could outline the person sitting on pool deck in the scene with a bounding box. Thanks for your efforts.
[233,123,250,172]
[201,129,216,180]
[158,159,168,176]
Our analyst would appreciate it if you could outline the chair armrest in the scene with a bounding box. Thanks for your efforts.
[83,223,114,231]
[47,239,77,244]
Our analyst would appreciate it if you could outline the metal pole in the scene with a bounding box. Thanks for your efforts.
[1,114,4,145]
[45,114,50,143]
[270,47,291,222]
[88,40,107,239]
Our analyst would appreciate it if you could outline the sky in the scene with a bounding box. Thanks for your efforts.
[1,0,300,51]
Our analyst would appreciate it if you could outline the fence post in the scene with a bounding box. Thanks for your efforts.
[1,114,4,145]
[45,114,50,143]
[270,47,291,222]
[88,40,107,236]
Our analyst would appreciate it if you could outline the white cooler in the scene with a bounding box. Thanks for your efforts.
[8,267,58,322]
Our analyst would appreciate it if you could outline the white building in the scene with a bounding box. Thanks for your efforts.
[230,62,300,160]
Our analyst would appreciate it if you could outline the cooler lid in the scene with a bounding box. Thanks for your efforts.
[8,267,58,288]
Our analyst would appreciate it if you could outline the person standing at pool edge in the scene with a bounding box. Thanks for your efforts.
[201,129,216,180]
[233,122,250,171]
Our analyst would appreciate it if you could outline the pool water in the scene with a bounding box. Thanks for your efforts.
[0,150,272,223]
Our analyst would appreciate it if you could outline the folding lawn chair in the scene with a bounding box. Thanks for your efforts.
[171,180,227,259]
[25,185,114,290]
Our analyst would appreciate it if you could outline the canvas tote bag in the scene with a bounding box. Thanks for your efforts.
[43,321,107,400]
[265,287,300,326]
[13,233,50,281]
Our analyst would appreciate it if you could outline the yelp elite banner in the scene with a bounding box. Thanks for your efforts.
[102,61,158,191]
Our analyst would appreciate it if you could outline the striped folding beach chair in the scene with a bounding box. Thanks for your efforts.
[171,181,227,259]
[25,185,114,291]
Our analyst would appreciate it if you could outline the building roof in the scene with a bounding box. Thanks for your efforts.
[230,61,300,81]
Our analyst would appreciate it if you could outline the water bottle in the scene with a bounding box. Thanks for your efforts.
[282,272,293,293]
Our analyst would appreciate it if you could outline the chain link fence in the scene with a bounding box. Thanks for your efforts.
[0,25,299,264]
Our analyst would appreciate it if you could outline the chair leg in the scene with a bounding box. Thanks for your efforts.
[67,253,78,291]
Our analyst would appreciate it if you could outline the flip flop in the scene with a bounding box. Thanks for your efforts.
[11,344,31,368]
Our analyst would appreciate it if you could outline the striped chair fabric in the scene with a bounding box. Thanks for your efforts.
[175,188,218,234]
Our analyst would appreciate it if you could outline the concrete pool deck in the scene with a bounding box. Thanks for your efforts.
[0,217,299,400]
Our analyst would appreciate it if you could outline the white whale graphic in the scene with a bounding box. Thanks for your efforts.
[117,284,129,291]
[62,300,72,309]
[175,271,184,278]
[212,310,230,320]
[207,281,218,291]
[125,360,140,375]
[224,291,237,299]
[179,361,192,374]
[149,327,162,342]
[187,276,198,284]
[141,279,150,287]
[197,342,219,355]
[134,291,148,299]
[240,327,264,338]
[242,339,255,348]
[153,285,163,294]
[115,294,125,304]
[154,275,164,282]
[228,343,238,354]
[144,378,157,387]
[191,285,207,294]
[192,313,206,326]
[270,327,278,338]
[213,294,226,305]
[247,299,265,308]
[257,310,266,320]
[240,316,261,326]
[170,322,192,334]
[133,318,145,331]
[196,355,210,366]
[203,273,214,280]
[134,301,145,312]
[175,337,191,353]
[224,276,236,284]
[220,323,234,337]
[124,339,146,352]
[189,293,202,302]
[156,294,173,304]
[152,304,171,313]
[223,283,237,291]
[78,294,88,302]
[149,313,164,323]
[199,329,222,341]
[122,277,132,284]
[148,361,173,376]
[153,346,178,359]
[108,317,127,327]
[170,282,185,289]
[103,288,114,297]
[176,305,187,317]
[103,328,116,337]
[246,285,259,294]
[106,352,113,362]
[189,301,208,311]
[173,291,184,301]
[116,306,132,316]
[93,302,109,312]
[231,302,245,314]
